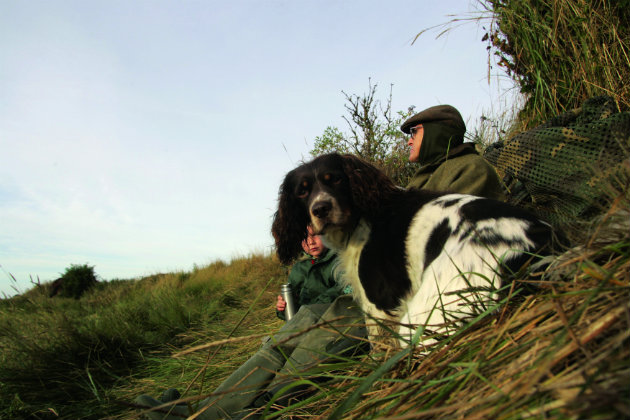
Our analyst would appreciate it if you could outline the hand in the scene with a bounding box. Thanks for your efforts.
[276,295,286,312]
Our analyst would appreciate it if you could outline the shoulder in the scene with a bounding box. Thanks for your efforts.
[439,155,505,200]
[317,249,338,263]
[438,153,497,177]
[288,258,311,281]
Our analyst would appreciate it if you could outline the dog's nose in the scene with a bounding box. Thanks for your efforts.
[311,201,332,219]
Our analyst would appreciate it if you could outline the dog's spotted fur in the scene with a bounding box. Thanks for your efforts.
[272,153,554,346]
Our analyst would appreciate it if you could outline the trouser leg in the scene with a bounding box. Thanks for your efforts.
[272,295,366,382]
[135,303,332,420]
[255,296,367,410]
[135,301,361,420]
[191,303,331,419]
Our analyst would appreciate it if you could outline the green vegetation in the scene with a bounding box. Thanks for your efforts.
[0,255,287,419]
[51,263,99,299]
[310,80,415,186]
[481,0,630,128]
[2,204,628,419]
[279,186,630,420]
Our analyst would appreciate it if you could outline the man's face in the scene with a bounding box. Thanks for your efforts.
[407,124,424,163]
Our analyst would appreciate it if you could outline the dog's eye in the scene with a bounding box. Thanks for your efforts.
[323,173,342,185]
[296,180,310,199]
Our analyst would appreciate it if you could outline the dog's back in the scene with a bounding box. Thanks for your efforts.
[397,193,553,345]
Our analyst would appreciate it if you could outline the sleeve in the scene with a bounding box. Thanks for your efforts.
[317,279,345,304]
[287,261,306,295]
[331,257,352,294]
[276,308,285,320]
[314,256,346,303]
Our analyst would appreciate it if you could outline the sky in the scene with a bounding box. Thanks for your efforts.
[0,0,517,296]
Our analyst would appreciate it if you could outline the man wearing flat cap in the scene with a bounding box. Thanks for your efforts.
[401,104,505,200]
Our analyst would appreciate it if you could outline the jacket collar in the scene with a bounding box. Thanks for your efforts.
[414,142,478,174]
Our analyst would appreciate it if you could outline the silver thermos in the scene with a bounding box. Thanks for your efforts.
[280,283,296,321]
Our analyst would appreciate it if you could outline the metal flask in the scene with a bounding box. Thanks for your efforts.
[280,283,296,321]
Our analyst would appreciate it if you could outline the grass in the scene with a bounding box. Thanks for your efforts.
[479,0,630,127]
[0,253,287,419]
[131,167,626,420]
[1,183,628,420]
[417,0,629,130]
[1,165,628,420]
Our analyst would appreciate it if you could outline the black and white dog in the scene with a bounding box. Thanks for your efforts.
[272,153,554,346]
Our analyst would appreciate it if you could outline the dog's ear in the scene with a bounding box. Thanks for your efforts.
[272,170,309,265]
[340,154,398,217]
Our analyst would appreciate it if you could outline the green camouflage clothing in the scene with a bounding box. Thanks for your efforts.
[484,96,629,230]
[277,248,343,320]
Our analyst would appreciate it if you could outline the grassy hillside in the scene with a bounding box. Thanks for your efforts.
[299,195,630,419]
[1,178,628,420]
[0,253,287,419]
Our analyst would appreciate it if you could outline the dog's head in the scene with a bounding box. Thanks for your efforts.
[272,153,398,264]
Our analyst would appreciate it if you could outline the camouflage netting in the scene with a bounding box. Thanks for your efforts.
[484,96,630,236]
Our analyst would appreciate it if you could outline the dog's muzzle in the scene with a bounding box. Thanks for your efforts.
[311,200,332,220]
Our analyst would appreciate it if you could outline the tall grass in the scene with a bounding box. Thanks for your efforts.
[119,167,627,420]
[2,201,627,420]
[0,253,286,419]
[480,0,630,127]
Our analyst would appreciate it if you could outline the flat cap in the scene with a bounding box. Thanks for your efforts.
[400,104,466,134]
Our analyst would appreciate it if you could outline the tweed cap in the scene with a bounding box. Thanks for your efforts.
[400,104,466,134]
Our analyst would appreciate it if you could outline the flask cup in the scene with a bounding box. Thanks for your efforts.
[280,283,296,321]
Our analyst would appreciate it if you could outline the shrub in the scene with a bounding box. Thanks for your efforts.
[54,264,99,299]
[310,80,415,186]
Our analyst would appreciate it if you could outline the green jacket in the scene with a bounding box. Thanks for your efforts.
[277,249,344,320]
[407,143,506,201]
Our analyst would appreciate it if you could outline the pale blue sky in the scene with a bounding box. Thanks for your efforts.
[0,0,516,296]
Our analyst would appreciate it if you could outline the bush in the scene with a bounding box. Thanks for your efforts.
[54,264,99,299]
[310,80,415,186]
